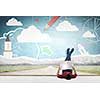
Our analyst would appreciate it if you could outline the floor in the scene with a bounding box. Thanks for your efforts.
[0,76,100,83]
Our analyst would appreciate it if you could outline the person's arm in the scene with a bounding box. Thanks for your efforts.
[57,67,63,78]
[72,66,76,74]
[57,67,60,75]
[72,66,77,78]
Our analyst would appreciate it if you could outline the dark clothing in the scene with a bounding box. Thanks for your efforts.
[65,48,74,61]
[57,69,77,79]
[65,54,71,61]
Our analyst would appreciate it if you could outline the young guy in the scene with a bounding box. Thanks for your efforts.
[57,48,77,80]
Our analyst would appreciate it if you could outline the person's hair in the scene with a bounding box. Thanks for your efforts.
[65,74,72,80]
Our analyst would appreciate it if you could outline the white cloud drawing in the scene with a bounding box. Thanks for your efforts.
[17,25,51,43]
[6,18,23,26]
[0,27,23,40]
[83,31,96,38]
[56,20,79,31]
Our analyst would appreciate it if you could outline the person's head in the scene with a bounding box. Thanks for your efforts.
[65,48,74,61]
[65,74,72,80]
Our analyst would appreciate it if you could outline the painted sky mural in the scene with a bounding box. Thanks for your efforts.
[0,16,100,59]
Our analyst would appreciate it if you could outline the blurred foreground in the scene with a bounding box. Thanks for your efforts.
[0,76,100,83]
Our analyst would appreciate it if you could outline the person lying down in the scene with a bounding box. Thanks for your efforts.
[57,48,77,80]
